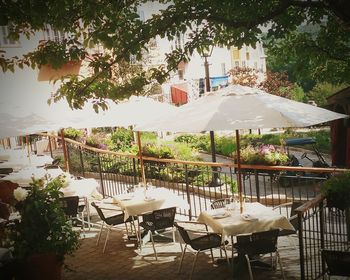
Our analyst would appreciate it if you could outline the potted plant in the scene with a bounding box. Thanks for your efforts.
[321,172,350,210]
[2,176,80,280]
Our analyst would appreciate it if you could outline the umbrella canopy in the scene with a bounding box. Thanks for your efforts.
[135,84,348,212]
[135,85,347,132]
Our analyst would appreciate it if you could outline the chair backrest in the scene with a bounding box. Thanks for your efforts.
[322,250,350,276]
[143,207,176,230]
[289,201,303,230]
[211,198,229,209]
[60,196,79,217]
[236,229,280,256]
[173,222,192,245]
[90,202,106,222]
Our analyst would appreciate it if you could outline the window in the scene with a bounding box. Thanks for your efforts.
[1,25,20,47]
[242,61,246,67]
[178,69,184,80]
[174,34,184,50]
[246,52,250,60]
[221,63,226,75]
[149,38,157,50]
[138,10,145,22]
[254,62,258,69]
[235,61,239,67]
[43,25,65,42]
[232,47,240,60]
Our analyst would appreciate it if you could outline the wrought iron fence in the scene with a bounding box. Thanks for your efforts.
[296,195,349,280]
[44,135,350,279]
[63,139,337,219]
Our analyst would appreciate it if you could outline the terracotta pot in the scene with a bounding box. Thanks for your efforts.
[15,253,62,280]
[37,60,82,81]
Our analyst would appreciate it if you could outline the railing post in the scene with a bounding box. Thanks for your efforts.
[298,211,305,280]
[184,165,192,220]
[97,153,105,198]
[254,170,260,202]
[320,200,326,276]
[79,146,85,177]
[48,136,53,158]
[132,158,138,185]
[344,208,350,243]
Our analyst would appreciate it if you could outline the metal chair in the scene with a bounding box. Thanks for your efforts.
[322,249,350,278]
[60,196,82,229]
[233,229,285,280]
[90,202,134,253]
[139,207,176,260]
[273,201,303,248]
[210,198,230,209]
[174,221,229,280]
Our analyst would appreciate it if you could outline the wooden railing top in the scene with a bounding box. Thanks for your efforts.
[295,194,325,214]
[41,132,349,174]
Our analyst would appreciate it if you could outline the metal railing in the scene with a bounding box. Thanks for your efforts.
[61,138,345,217]
[296,195,349,279]
[42,135,350,279]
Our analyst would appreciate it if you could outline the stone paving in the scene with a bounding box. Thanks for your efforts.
[63,223,301,280]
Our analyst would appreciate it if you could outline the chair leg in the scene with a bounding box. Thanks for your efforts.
[222,245,230,267]
[150,232,157,260]
[209,248,214,263]
[245,254,254,280]
[103,227,111,253]
[178,244,187,273]
[276,250,285,280]
[172,226,176,243]
[190,251,200,280]
[97,222,104,245]
[177,231,183,253]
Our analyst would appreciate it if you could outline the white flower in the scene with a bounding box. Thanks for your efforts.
[13,187,29,202]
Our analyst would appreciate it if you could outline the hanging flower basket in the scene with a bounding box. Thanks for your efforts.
[37,60,81,81]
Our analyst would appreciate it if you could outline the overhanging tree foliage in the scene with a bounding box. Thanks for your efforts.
[1,0,349,109]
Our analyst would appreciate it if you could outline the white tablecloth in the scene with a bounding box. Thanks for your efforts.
[61,178,102,199]
[1,166,63,186]
[0,154,53,171]
[36,139,49,156]
[0,149,28,161]
[113,187,189,221]
[197,202,294,240]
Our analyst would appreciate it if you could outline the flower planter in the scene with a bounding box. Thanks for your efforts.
[37,60,82,81]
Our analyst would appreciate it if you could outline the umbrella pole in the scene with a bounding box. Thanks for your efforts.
[25,135,31,165]
[60,129,70,172]
[136,131,146,185]
[208,131,221,187]
[235,130,244,213]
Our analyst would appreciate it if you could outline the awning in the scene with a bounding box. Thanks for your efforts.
[171,83,188,105]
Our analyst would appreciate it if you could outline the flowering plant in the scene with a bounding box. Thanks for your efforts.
[239,144,289,166]
[2,177,80,263]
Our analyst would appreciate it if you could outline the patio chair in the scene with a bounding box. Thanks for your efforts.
[233,229,285,280]
[174,221,229,280]
[322,249,350,278]
[139,207,176,260]
[210,198,230,209]
[90,202,134,253]
[60,196,85,233]
[273,201,303,248]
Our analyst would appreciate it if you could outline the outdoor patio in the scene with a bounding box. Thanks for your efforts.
[63,222,301,280]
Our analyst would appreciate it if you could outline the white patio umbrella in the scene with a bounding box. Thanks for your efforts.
[135,84,348,212]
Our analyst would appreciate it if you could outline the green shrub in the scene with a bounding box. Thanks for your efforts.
[107,128,134,151]
[64,128,83,140]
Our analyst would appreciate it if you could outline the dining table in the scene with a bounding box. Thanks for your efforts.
[111,186,189,249]
[197,202,295,272]
[0,154,53,171]
[197,202,294,241]
[1,166,63,186]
